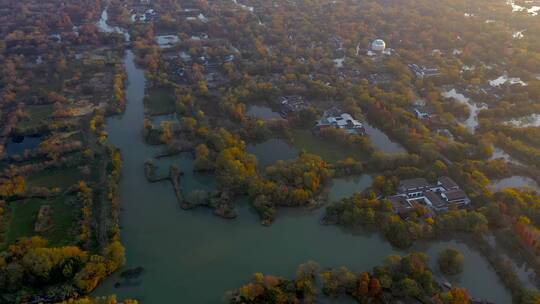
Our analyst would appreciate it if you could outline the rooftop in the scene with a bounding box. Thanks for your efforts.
[399,178,430,190]
[424,191,445,208]
[317,109,365,134]
[443,189,468,202]
[438,176,458,190]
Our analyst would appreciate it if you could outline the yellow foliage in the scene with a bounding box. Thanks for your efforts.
[0,176,26,197]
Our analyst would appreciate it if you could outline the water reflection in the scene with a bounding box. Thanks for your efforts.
[6,135,43,156]
[363,123,406,154]
[327,175,373,202]
[247,138,298,168]
[246,105,282,119]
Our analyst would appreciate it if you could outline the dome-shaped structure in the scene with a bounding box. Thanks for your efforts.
[371,39,386,52]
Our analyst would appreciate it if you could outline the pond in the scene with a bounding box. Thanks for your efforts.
[247,138,298,168]
[6,135,43,157]
[442,88,486,133]
[491,176,540,192]
[292,130,361,163]
[363,123,407,154]
[95,50,512,304]
[326,175,373,202]
[149,113,178,125]
[421,240,512,303]
[246,105,282,119]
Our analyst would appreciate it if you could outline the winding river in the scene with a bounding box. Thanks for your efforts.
[92,47,515,303]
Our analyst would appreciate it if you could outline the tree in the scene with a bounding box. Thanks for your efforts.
[0,176,26,197]
[194,144,213,171]
[356,272,370,297]
[104,240,125,271]
[369,277,382,297]
[394,278,421,298]
[438,248,464,275]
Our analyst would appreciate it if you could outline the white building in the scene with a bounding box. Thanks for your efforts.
[317,111,365,135]
[371,39,386,52]
[389,176,471,213]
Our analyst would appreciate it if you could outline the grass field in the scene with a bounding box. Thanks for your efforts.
[291,129,369,163]
[28,166,83,189]
[146,88,175,115]
[17,104,55,130]
[2,196,78,249]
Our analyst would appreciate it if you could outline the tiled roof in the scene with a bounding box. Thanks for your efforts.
[438,176,458,190]
[444,189,467,201]
[399,178,430,190]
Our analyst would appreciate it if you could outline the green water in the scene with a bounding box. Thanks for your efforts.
[95,51,512,303]
[247,138,299,168]
[246,105,282,119]
[327,176,375,202]
[363,123,406,154]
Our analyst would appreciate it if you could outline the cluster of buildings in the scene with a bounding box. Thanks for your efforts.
[389,176,470,214]
[276,98,366,135]
[164,47,234,86]
[409,64,440,78]
[131,8,159,23]
[316,108,365,135]
[368,73,393,85]
[278,95,308,116]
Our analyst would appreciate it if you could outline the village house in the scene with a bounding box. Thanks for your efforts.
[409,64,440,78]
[437,129,454,140]
[316,108,365,135]
[411,102,436,120]
[389,176,470,214]
[224,54,235,62]
[368,73,392,85]
[472,83,501,100]
[131,7,159,22]
[414,108,432,119]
